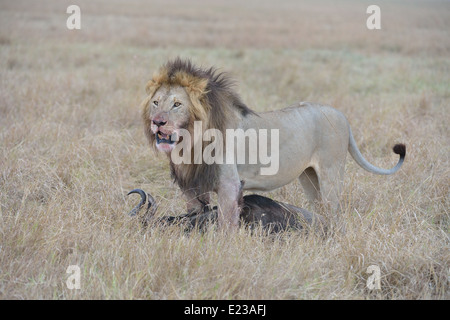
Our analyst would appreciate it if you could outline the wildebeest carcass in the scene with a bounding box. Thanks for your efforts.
[127,185,327,234]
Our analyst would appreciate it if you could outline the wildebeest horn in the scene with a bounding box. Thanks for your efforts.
[127,188,156,217]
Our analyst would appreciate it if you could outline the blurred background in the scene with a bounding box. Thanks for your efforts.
[1,0,449,53]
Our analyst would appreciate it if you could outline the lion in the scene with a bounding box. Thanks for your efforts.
[141,58,405,228]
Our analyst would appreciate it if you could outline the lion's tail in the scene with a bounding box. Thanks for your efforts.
[348,127,406,175]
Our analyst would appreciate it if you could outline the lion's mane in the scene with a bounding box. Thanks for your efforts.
[142,58,255,195]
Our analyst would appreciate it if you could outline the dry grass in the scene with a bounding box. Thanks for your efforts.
[0,0,449,299]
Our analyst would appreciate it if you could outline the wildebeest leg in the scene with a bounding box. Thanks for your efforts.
[184,189,211,215]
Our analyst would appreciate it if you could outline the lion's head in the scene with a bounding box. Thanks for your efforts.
[141,58,254,194]
[142,58,252,153]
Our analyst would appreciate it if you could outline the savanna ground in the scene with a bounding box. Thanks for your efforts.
[0,0,449,299]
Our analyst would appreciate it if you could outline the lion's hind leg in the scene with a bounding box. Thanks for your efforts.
[314,163,347,232]
[298,167,320,204]
[299,163,346,232]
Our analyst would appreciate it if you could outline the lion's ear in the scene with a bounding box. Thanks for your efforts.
[145,68,170,96]
[145,79,158,96]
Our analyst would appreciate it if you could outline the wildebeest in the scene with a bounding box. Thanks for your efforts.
[127,184,327,234]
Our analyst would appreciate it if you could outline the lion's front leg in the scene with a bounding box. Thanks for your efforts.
[217,179,241,229]
[216,164,241,229]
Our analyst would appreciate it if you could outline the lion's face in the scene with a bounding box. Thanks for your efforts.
[142,58,251,162]
[144,85,193,153]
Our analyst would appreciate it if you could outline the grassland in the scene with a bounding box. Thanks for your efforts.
[0,0,449,299]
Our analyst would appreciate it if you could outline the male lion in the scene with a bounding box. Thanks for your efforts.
[141,58,405,228]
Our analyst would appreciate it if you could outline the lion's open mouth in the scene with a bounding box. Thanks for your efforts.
[156,131,175,145]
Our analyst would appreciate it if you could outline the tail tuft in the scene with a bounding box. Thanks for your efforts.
[393,143,406,158]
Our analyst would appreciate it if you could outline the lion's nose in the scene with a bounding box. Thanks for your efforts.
[152,119,167,127]
[152,113,168,127]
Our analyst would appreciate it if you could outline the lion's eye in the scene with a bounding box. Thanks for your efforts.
[152,101,159,107]
[172,102,181,109]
